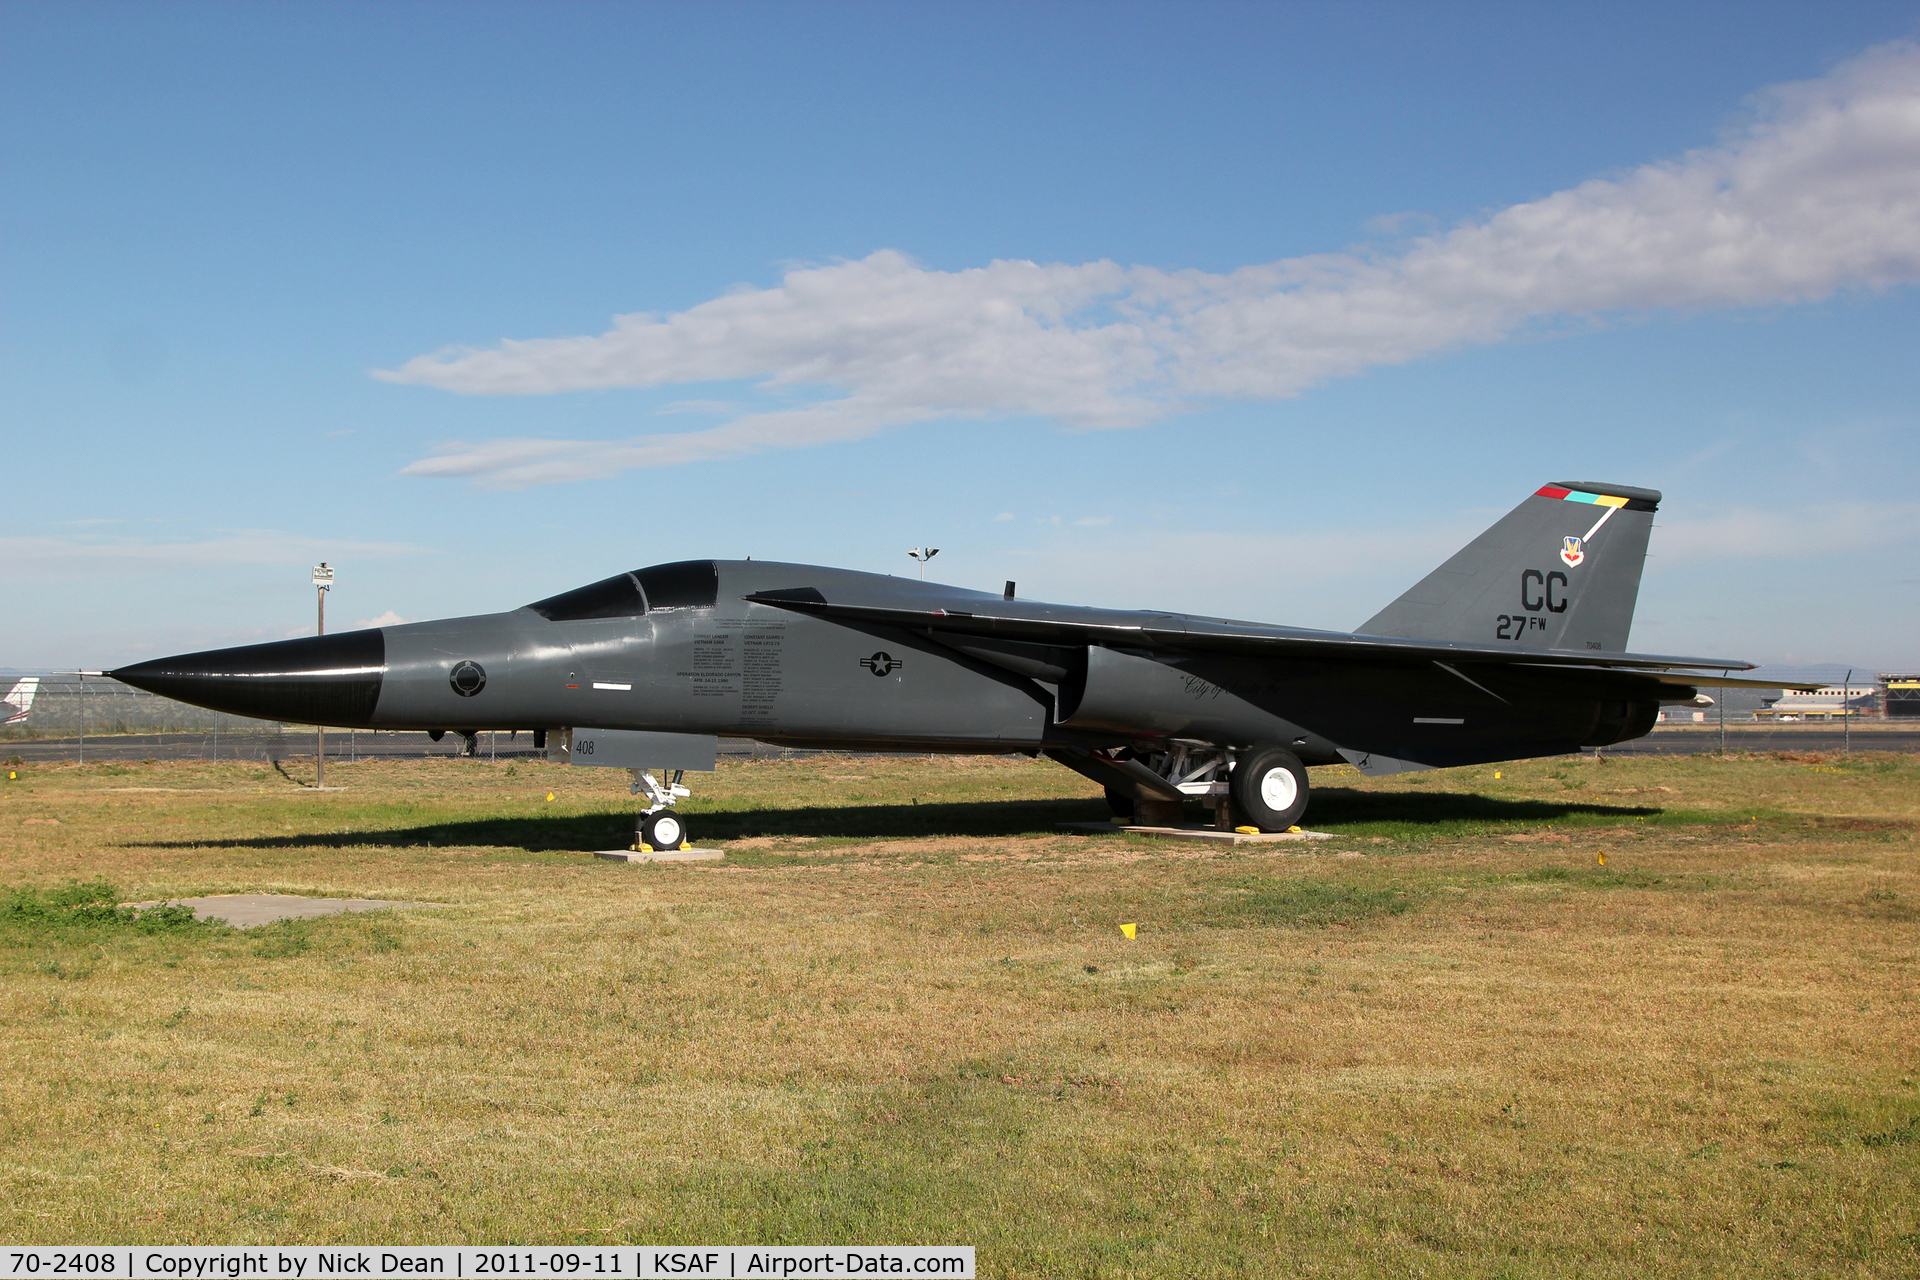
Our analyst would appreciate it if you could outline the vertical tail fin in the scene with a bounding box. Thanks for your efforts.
[3,676,39,725]
[1359,482,1660,652]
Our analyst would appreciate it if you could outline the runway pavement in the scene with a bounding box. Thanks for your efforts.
[1599,726,1920,755]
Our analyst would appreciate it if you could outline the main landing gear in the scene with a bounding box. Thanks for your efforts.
[630,768,693,852]
[1091,741,1312,832]
[1228,745,1311,831]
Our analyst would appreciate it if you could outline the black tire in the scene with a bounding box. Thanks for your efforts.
[1104,787,1134,820]
[642,810,686,850]
[1229,746,1309,832]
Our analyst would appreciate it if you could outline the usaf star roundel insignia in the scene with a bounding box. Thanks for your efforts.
[860,651,903,677]
[449,660,487,697]
[1559,536,1585,568]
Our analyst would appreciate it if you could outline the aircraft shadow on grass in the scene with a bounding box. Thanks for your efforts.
[134,790,1662,853]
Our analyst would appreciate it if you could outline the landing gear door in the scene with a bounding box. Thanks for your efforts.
[567,728,718,772]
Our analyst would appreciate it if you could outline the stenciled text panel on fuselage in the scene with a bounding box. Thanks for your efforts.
[563,600,1050,747]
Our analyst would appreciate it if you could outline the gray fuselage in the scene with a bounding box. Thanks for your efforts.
[361,560,1655,766]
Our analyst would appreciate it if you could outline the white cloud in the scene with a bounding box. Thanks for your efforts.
[355,610,412,629]
[993,512,1015,521]
[399,398,917,484]
[381,43,1920,489]
[1074,516,1114,527]
[0,531,432,581]
[656,399,741,415]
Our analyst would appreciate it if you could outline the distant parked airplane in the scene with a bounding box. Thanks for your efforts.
[2,677,38,726]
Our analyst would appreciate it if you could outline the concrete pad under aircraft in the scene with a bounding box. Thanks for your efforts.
[123,894,434,929]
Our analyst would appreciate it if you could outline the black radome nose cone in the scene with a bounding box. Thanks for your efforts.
[111,629,386,726]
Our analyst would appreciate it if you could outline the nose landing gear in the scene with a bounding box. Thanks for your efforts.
[630,768,693,852]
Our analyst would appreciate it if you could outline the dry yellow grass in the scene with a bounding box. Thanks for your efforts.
[1,749,1916,1276]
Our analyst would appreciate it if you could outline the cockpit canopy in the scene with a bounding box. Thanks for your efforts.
[526,560,719,621]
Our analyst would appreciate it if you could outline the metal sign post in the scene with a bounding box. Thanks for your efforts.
[1843,668,1853,755]
[313,563,333,789]
[1718,669,1727,757]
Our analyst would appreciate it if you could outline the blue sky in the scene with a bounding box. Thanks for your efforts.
[4,1,1918,671]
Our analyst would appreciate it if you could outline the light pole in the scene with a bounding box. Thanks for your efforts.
[1718,668,1727,757]
[1843,668,1854,755]
[313,562,333,788]
[908,547,939,581]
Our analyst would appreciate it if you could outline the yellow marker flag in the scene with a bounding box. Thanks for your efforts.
[1598,852,1607,866]
[547,793,555,802]
[1494,771,1502,779]
[1120,923,1137,940]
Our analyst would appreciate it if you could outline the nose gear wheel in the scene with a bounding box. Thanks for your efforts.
[630,768,693,851]
[641,810,685,851]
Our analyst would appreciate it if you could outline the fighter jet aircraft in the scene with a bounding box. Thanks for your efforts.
[2,677,38,727]
[111,482,1789,847]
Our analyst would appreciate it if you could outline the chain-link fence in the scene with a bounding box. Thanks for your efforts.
[0,674,302,762]
[0,673,527,762]
[2,667,1912,766]
[0,674,814,764]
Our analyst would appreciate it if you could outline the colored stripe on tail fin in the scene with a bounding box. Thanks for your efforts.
[1359,481,1660,652]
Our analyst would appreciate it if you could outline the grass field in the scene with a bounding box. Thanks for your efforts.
[1,748,1916,1276]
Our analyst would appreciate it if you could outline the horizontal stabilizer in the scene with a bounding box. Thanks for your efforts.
[1639,673,1824,692]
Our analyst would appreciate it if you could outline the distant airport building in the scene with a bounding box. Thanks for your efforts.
[1755,681,1882,722]
[1884,674,1920,720]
